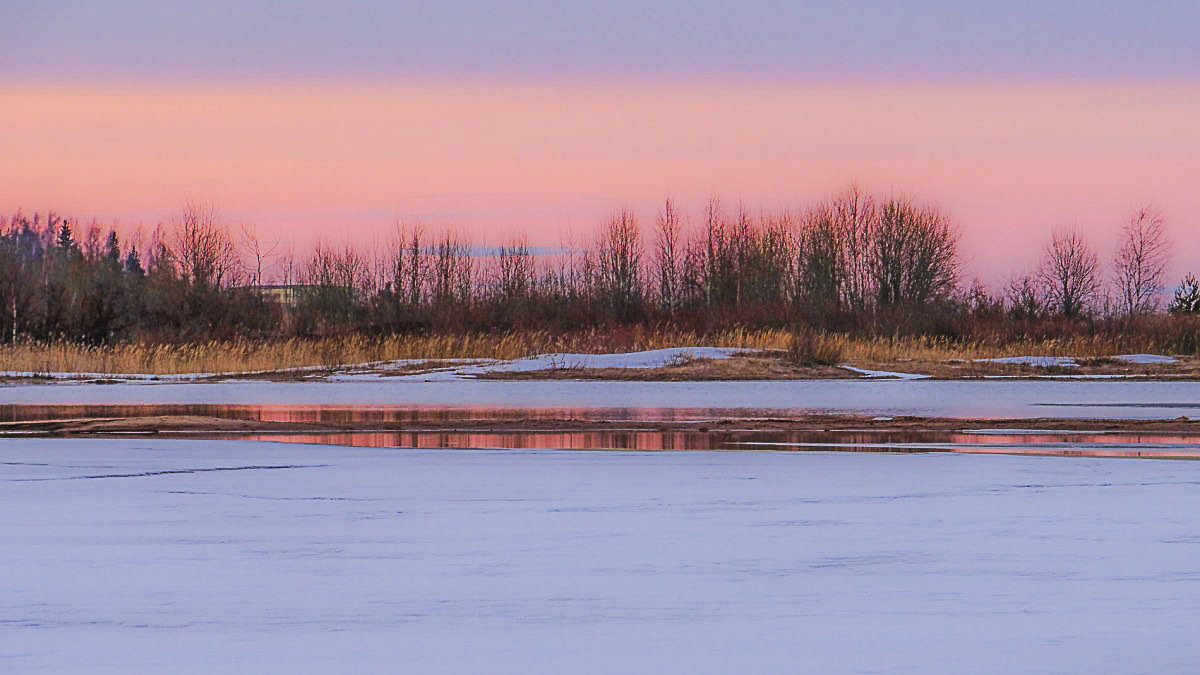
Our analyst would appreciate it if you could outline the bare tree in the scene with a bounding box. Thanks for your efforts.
[430,231,474,308]
[654,198,682,311]
[497,236,534,305]
[832,185,876,312]
[383,220,423,307]
[240,223,280,287]
[1038,229,1099,318]
[1112,207,1169,316]
[296,243,368,332]
[172,201,238,290]
[1005,271,1044,319]
[593,209,643,319]
[701,197,726,308]
[796,202,843,308]
[406,225,425,307]
[743,212,795,308]
[870,198,959,308]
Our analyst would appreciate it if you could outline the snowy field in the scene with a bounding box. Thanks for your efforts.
[4,438,1200,673]
[6,378,1200,419]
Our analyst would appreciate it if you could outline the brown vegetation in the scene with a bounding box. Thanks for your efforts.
[4,327,1200,379]
[3,192,1200,374]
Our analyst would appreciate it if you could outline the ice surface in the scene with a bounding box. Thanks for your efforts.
[5,379,1200,420]
[3,439,1199,673]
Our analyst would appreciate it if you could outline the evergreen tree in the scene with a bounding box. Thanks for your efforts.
[104,231,122,268]
[124,246,145,277]
[1168,274,1200,315]
[56,222,78,253]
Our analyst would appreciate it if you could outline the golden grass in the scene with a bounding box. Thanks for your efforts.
[835,334,1133,363]
[0,328,1157,376]
[0,328,789,375]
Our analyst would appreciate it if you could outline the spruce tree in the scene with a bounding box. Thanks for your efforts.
[1168,274,1200,315]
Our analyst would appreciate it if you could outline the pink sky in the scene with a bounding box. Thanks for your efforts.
[2,82,1198,284]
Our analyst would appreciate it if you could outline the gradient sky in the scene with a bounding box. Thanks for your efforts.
[3,2,1198,282]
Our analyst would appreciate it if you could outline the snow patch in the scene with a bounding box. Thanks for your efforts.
[977,356,1079,367]
[2,350,744,384]
[839,365,930,380]
[489,347,749,372]
[381,347,755,381]
[1113,353,1177,364]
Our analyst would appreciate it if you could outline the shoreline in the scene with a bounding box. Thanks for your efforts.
[3,349,1199,383]
[5,412,1200,436]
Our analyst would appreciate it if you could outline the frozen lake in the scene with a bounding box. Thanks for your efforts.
[4,438,1199,673]
[5,378,1200,419]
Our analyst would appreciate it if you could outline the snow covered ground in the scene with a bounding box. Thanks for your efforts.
[3,439,1198,673]
[333,347,755,382]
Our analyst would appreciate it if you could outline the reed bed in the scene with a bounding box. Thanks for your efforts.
[0,329,789,375]
[0,328,1165,376]
[835,334,1135,363]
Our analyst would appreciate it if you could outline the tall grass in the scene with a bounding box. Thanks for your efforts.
[0,328,791,375]
[0,327,1179,376]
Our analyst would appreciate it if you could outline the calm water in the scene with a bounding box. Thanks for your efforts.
[0,402,798,425]
[2,403,1197,459]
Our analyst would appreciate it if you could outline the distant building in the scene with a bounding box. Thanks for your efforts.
[245,284,358,309]
[246,284,305,307]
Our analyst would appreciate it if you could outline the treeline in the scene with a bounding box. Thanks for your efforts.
[1,189,1196,346]
[0,205,278,342]
[288,189,961,335]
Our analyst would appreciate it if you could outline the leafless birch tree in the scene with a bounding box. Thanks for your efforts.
[833,185,875,312]
[240,223,279,286]
[654,198,682,311]
[1038,229,1099,318]
[173,201,238,289]
[1112,207,1169,316]
[594,209,643,319]
[870,199,959,308]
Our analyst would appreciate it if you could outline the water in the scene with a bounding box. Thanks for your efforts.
[4,403,1200,459]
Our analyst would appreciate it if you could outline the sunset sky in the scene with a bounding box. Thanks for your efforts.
[4,2,1198,283]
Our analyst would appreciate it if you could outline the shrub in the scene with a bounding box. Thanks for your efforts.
[787,331,845,366]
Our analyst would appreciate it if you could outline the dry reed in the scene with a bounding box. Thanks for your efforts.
[0,328,1156,376]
